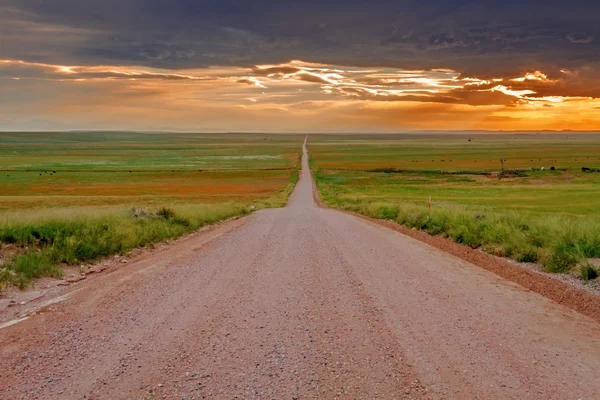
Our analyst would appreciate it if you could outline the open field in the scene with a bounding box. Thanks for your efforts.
[1,132,302,211]
[311,133,600,172]
[310,133,600,277]
[1,169,297,211]
[0,132,303,287]
[0,131,300,171]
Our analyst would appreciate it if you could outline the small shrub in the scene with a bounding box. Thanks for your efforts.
[0,228,19,244]
[577,231,600,258]
[517,222,530,231]
[501,243,516,258]
[516,247,538,263]
[379,205,399,220]
[422,214,449,235]
[447,216,482,248]
[7,251,60,288]
[156,207,176,220]
[451,228,481,248]
[130,206,154,218]
[580,264,598,281]
[473,214,486,221]
[546,242,581,273]
[403,210,429,230]
[526,229,548,248]
[171,217,192,227]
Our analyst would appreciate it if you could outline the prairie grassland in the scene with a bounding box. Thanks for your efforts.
[310,133,600,278]
[0,132,302,288]
[310,133,600,172]
[1,169,297,211]
[0,131,300,171]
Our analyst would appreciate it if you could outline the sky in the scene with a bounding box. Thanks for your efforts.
[1,0,600,132]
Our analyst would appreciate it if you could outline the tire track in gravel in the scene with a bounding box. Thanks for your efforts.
[302,213,427,399]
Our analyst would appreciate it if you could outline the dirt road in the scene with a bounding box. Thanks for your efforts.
[2,140,600,399]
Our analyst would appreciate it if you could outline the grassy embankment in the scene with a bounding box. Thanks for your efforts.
[0,132,302,288]
[310,134,600,279]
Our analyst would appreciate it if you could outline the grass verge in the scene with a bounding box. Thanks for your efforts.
[0,203,248,289]
[313,169,600,275]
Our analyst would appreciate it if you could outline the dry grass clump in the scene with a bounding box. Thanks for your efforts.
[0,203,249,288]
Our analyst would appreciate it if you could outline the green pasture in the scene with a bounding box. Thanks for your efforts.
[0,131,302,171]
[314,169,600,215]
[309,133,600,172]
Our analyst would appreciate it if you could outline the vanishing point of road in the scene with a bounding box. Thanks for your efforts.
[1,140,600,399]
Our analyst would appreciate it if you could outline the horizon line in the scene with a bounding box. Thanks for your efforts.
[2,129,600,135]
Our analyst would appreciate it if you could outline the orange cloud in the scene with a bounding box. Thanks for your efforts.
[2,59,600,131]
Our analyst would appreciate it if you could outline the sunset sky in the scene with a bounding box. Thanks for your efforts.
[1,0,599,132]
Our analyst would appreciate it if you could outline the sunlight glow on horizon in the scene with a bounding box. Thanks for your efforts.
[2,59,600,131]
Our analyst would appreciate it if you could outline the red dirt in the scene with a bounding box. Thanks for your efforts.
[23,181,284,196]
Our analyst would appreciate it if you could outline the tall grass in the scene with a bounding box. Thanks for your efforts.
[314,171,600,275]
[0,203,249,288]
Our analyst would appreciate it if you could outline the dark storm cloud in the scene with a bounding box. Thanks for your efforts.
[2,0,600,77]
[566,32,593,44]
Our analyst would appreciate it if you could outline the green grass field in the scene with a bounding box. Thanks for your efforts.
[0,132,303,288]
[0,131,300,171]
[1,132,303,211]
[310,134,600,277]
[310,133,600,172]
